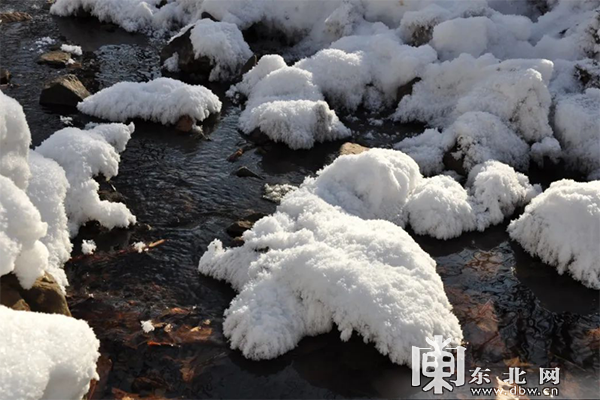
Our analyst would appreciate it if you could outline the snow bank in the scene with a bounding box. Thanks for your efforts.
[36,123,137,236]
[0,175,49,290]
[508,180,600,289]
[184,19,252,81]
[0,306,100,400]
[77,78,222,126]
[0,93,31,190]
[26,152,71,291]
[554,88,600,179]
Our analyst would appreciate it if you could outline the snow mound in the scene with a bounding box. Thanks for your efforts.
[77,77,222,125]
[0,92,31,190]
[81,239,97,255]
[554,88,600,179]
[199,188,462,365]
[304,148,422,222]
[26,152,71,291]
[508,180,600,289]
[60,44,82,56]
[36,123,136,236]
[238,66,350,149]
[405,161,540,240]
[0,306,100,400]
[395,55,554,144]
[0,175,49,290]
[185,19,252,81]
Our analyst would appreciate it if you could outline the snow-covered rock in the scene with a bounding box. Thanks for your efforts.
[77,77,222,126]
[0,175,49,290]
[554,88,600,179]
[26,152,71,291]
[0,306,100,400]
[0,92,31,190]
[36,123,136,236]
[508,180,600,289]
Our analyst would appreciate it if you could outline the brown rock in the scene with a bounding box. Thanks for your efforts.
[37,50,72,67]
[240,54,258,76]
[0,69,10,84]
[0,11,32,23]
[339,142,368,156]
[20,273,71,316]
[442,146,467,176]
[175,115,194,132]
[160,27,212,78]
[0,273,70,316]
[226,212,267,237]
[40,74,90,108]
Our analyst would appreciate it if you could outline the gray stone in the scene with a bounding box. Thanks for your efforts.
[40,74,90,108]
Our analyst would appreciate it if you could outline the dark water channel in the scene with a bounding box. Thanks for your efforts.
[1,2,598,399]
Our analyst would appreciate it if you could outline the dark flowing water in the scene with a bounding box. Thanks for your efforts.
[1,2,598,399]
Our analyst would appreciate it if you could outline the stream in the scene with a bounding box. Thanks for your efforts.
[1,2,598,398]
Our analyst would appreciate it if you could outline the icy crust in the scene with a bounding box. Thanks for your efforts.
[36,123,137,236]
[77,78,222,125]
[508,180,600,290]
[0,92,31,190]
[199,190,463,365]
[26,152,71,291]
[0,175,49,290]
[186,19,253,81]
[0,306,100,400]
[554,88,600,179]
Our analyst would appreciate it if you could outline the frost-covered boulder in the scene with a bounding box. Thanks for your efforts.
[0,306,100,400]
[26,152,71,291]
[36,123,136,236]
[77,77,222,126]
[554,88,600,179]
[304,148,422,222]
[0,176,49,290]
[0,93,31,190]
[199,189,462,365]
[163,19,253,81]
[238,66,350,149]
[404,160,540,240]
[508,180,600,289]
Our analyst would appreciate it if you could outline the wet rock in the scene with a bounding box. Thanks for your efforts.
[339,142,368,156]
[240,54,258,75]
[0,68,10,84]
[234,166,263,179]
[0,11,32,23]
[0,273,71,316]
[246,129,271,146]
[37,50,72,67]
[226,212,268,237]
[396,77,420,100]
[442,146,467,176]
[40,74,91,108]
[201,12,217,21]
[575,59,600,89]
[175,115,195,132]
[160,27,212,79]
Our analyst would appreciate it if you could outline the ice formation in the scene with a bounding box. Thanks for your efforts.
[77,77,222,126]
[36,123,137,236]
[508,180,600,290]
[0,306,100,400]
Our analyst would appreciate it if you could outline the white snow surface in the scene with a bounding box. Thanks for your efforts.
[77,77,222,125]
[0,306,100,400]
[141,320,155,333]
[508,180,600,289]
[36,123,137,236]
[0,93,32,191]
[81,239,97,255]
[185,19,253,81]
[26,152,71,291]
[60,44,83,56]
